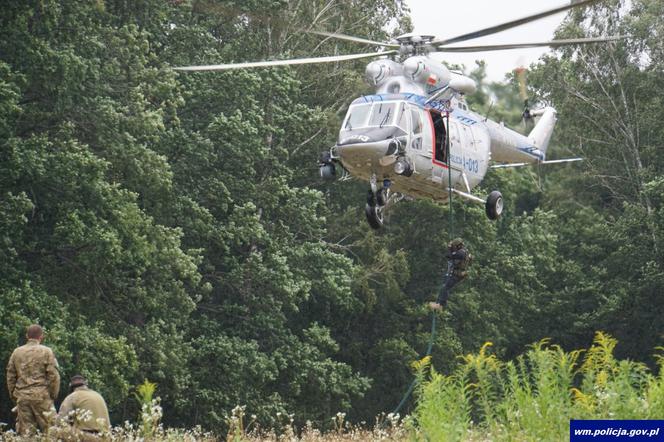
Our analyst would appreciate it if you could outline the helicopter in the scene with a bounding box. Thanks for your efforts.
[175,0,622,229]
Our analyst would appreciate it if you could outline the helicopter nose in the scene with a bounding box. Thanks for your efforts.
[337,139,397,163]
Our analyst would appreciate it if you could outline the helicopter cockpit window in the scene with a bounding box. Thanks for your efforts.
[342,102,406,133]
[343,104,371,130]
[410,108,423,150]
[368,102,398,127]
[394,103,408,131]
[411,109,422,134]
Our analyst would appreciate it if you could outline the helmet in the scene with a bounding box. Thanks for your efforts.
[449,238,464,249]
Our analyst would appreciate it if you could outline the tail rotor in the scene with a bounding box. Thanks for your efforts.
[515,66,534,129]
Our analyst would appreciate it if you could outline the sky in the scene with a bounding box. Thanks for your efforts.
[405,0,571,83]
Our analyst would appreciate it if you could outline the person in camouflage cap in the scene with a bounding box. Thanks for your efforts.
[58,374,111,437]
[6,324,60,435]
[429,238,472,311]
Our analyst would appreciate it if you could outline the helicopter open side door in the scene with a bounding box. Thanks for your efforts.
[428,112,464,190]
[431,110,447,164]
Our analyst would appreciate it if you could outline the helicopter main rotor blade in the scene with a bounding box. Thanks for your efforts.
[435,36,625,52]
[174,50,397,71]
[309,31,399,48]
[434,0,603,46]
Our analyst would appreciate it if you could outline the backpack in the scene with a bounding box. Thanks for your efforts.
[453,249,472,277]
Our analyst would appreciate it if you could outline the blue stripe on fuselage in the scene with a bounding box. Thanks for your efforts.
[351,93,450,113]
[516,144,544,161]
[351,94,544,160]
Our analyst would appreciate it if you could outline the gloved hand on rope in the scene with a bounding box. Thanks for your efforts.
[428,301,443,311]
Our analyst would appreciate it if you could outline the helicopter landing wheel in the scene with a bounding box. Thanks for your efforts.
[485,190,503,220]
[365,203,385,230]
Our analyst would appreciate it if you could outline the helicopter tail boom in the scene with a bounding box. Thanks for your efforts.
[527,106,557,155]
[485,105,557,165]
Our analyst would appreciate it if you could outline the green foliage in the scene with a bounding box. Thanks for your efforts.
[135,380,161,438]
[70,326,139,408]
[135,379,157,406]
[412,355,471,441]
[1,0,664,435]
[0,0,405,429]
[414,333,664,442]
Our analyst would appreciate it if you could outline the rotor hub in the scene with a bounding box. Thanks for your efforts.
[395,34,436,57]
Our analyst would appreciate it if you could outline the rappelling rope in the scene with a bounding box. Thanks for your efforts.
[389,311,437,416]
[388,110,455,418]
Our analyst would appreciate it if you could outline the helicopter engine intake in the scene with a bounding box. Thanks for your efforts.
[365,60,403,87]
[448,74,477,95]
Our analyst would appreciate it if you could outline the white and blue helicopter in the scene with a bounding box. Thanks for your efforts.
[176,0,621,229]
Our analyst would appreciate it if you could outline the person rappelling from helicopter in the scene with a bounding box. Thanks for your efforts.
[429,238,471,311]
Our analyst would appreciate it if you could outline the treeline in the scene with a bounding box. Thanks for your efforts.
[1,0,663,433]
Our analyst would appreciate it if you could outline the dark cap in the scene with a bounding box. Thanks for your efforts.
[69,375,87,388]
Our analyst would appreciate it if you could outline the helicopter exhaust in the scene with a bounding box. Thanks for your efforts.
[448,73,477,95]
[402,56,451,92]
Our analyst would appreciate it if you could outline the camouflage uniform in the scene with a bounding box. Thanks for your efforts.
[6,338,60,434]
[58,386,111,434]
[436,239,471,307]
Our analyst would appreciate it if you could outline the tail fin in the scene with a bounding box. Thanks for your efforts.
[528,107,557,157]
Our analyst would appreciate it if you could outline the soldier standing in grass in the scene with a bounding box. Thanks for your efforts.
[6,324,61,435]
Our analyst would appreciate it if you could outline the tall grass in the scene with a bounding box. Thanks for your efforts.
[3,333,662,441]
[412,332,664,441]
[411,355,472,441]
